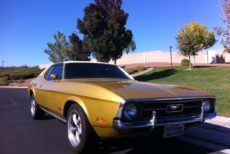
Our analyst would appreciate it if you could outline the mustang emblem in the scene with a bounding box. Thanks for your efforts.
[166,104,184,113]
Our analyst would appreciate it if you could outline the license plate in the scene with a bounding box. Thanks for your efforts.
[164,124,184,138]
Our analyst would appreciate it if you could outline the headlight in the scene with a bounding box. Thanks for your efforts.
[203,100,211,112]
[123,104,138,121]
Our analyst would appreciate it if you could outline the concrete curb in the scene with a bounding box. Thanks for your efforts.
[0,86,27,89]
[206,116,230,129]
[132,67,154,77]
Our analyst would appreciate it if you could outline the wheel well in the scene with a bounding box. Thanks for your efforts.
[29,90,33,98]
[63,101,75,118]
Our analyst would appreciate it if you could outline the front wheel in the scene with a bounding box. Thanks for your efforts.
[30,95,45,119]
[67,104,96,153]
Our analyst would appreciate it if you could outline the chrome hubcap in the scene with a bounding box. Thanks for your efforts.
[67,110,82,147]
[31,99,36,116]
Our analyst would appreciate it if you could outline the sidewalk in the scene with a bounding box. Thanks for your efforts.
[0,86,27,89]
[180,116,230,153]
[206,116,230,129]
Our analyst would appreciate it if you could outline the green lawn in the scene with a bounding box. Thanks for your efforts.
[135,66,230,117]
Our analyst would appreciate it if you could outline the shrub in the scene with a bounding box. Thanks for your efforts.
[0,67,42,80]
[181,59,190,67]
[0,77,10,86]
[9,72,34,80]
[0,67,43,85]
[17,80,24,84]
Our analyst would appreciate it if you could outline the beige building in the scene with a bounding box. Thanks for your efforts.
[38,63,52,69]
[39,49,230,69]
[110,49,230,65]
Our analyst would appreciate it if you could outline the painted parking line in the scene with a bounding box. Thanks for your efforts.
[209,149,230,154]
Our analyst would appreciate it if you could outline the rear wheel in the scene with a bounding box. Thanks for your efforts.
[30,95,45,119]
[67,104,96,153]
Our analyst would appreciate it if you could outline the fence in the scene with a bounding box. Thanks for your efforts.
[39,49,230,69]
[112,49,230,65]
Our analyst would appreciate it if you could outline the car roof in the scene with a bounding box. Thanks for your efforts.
[54,61,115,66]
[39,61,115,76]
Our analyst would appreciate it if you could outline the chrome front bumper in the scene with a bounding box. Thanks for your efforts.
[113,112,217,131]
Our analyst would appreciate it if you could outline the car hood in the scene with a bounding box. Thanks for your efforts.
[76,79,213,100]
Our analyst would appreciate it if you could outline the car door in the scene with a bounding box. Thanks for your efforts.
[36,64,63,113]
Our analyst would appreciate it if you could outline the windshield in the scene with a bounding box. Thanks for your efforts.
[64,63,131,80]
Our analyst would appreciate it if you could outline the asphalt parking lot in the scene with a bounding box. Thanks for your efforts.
[0,88,229,154]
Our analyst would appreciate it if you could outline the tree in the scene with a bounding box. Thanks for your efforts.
[77,0,134,64]
[124,38,136,53]
[65,33,91,61]
[44,32,91,62]
[176,22,216,69]
[44,31,70,62]
[215,0,230,53]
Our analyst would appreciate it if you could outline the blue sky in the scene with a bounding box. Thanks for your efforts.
[0,0,224,66]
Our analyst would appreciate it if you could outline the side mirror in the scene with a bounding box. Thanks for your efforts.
[50,74,58,80]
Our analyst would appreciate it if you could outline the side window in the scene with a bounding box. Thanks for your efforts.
[44,67,53,81]
[44,65,63,81]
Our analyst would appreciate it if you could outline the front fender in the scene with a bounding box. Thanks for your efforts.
[66,96,121,128]
[66,96,88,118]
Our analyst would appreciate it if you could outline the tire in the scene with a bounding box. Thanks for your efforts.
[30,95,45,119]
[67,104,97,153]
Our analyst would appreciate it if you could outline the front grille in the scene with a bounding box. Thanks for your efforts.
[142,99,202,123]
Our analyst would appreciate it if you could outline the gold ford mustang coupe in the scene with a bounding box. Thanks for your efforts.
[28,61,216,153]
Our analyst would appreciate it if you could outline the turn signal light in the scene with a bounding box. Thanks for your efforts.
[97,117,107,125]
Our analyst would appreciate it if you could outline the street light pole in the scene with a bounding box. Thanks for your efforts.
[170,46,172,67]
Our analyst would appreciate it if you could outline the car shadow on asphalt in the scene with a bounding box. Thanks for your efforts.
[201,122,230,134]
[44,114,55,120]
[91,135,212,154]
[85,123,230,154]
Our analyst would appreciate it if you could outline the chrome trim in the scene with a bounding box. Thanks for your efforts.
[118,67,134,80]
[113,112,216,130]
[114,119,154,129]
[166,104,184,113]
[113,114,200,130]
[116,104,124,118]
[201,101,205,122]
[40,107,66,123]
[114,111,156,130]
[142,105,201,111]
[125,96,216,103]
